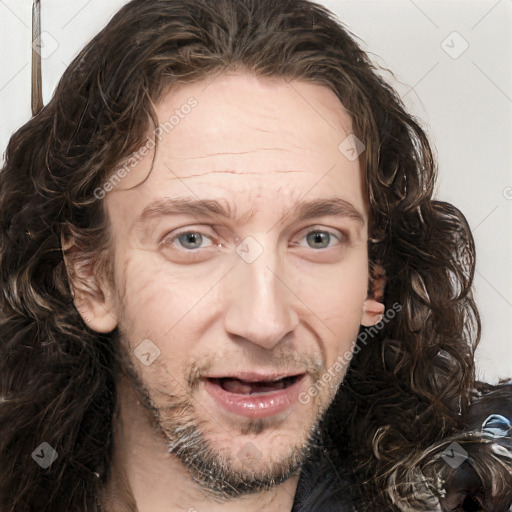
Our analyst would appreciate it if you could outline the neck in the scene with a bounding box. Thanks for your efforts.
[98,378,300,512]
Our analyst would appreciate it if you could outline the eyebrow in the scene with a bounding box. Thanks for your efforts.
[135,196,365,229]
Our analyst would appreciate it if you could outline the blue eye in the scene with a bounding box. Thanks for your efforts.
[306,231,331,249]
[163,228,344,253]
[302,230,341,249]
[174,232,212,250]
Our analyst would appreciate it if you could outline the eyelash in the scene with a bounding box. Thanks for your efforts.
[162,227,346,251]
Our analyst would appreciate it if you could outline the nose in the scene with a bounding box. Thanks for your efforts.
[223,244,299,351]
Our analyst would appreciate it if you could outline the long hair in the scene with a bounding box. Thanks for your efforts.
[0,0,505,509]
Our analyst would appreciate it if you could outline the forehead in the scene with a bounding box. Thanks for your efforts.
[105,71,367,224]
[157,72,355,173]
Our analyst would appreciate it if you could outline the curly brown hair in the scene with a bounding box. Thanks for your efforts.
[1,0,507,510]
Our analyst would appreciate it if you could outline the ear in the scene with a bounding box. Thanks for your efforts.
[361,263,386,327]
[61,234,118,333]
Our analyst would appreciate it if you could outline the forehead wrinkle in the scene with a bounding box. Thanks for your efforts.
[172,169,312,178]
[167,147,289,160]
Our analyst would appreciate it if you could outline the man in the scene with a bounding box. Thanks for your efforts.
[0,1,511,511]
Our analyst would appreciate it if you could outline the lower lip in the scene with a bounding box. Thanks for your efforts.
[203,376,305,419]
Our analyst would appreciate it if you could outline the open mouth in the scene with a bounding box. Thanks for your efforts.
[203,373,307,418]
[207,375,303,395]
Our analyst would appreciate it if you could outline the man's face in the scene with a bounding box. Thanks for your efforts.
[83,72,379,496]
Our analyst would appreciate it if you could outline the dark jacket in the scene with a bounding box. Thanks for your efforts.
[291,443,355,512]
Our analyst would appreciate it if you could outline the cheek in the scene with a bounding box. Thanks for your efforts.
[296,255,369,320]
[113,250,225,359]
[114,264,200,393]
[114,253,185,344]
[296,257,368,358]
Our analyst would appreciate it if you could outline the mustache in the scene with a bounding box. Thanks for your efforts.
[186,351,325,390]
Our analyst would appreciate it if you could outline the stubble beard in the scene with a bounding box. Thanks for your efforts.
[114,337,333,501]
[155,397,324,500]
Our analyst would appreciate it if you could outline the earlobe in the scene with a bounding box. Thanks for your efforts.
[361,298,385,327]
[61,236,118,333]
[361,262,386,326]
[73,290,118,333]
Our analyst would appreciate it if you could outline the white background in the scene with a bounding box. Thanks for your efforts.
[1,0,511,383]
